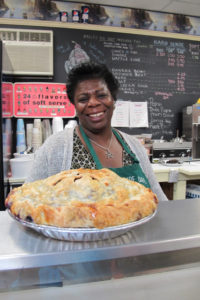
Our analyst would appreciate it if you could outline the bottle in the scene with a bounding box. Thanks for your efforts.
[81,6,89,23]
[59,11,68,22]
[72,10,80,23]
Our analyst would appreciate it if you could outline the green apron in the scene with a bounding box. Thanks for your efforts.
[79,125,151,188]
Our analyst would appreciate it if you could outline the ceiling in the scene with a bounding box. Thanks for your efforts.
[69,0,200,17]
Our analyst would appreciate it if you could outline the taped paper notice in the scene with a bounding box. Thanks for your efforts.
[111,100,130,127]
[130,102,149,128]
[168,169,179,183]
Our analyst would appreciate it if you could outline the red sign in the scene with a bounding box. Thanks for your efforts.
[2,83,13,117]
[14,83,75,118]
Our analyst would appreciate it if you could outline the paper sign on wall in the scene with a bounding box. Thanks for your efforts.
[111,100,130,127]
[2,83,13,117]
[130,102,149,128]
[111,100,149,128]
[14,83,76,118]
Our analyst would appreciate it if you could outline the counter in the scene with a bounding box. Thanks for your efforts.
[1,199,200,299]
[152,161,200,200]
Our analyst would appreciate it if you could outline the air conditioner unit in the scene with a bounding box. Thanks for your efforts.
[0,28,53,76]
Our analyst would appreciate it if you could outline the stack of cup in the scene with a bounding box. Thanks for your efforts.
[65,120,78,128]
[32,119,43,152]
[26,123,33,149]
[16,119,26,153]
[52,117,64,134]
[34,119,42,143]
[32,127,42,152]
[42,119,52,141]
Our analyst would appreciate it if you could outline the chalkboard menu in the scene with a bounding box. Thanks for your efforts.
[52,26,200,140]
[2,23,200,140]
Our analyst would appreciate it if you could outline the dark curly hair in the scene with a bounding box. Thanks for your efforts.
[66,62,120,104]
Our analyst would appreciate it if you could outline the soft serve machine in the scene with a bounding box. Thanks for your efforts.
[152,104,200,163]
[191,104,200,159]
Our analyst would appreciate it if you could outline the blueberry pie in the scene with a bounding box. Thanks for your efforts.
[5,168,158,229]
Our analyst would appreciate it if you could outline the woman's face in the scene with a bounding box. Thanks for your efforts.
[74,78,115,133]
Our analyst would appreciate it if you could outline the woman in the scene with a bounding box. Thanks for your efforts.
[27,62,168,201]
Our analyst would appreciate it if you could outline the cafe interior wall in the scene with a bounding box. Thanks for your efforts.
[0,0,200,154]
[0,0,200,35]
[0,1,200,202]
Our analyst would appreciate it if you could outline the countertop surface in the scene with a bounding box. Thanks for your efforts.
[152,161,200,174]
[1,198,200,271]
[5,161,200,184]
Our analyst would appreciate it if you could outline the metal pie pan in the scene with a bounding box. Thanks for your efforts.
[8,209,157,242]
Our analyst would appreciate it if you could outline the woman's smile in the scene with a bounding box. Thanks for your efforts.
[74,78,114,131]
[87,111,105,122]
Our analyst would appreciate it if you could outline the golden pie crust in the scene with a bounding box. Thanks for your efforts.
[5,168,158,229]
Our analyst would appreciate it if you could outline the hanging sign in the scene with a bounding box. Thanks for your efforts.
[2,82,13,117]
[14,83,75,118]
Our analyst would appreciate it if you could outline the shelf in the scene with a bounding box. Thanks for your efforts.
[1,18,200,41]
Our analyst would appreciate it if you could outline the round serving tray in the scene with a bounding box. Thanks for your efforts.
[7,209,157,242]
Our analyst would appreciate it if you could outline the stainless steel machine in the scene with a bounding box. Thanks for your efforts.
[152,140,192,162]
[192,104,200,159]
[182,104,200,159]
[182,105,192,141]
